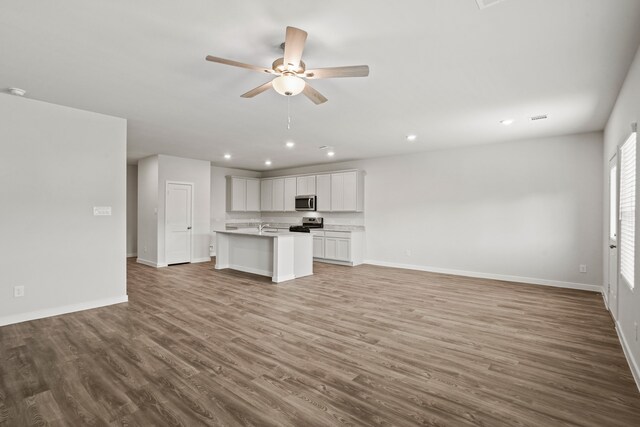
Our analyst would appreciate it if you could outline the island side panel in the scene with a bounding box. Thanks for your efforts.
[228,234,274,277]
[293,234,313,279]
[215,232,230,269]
[272,236,295,283]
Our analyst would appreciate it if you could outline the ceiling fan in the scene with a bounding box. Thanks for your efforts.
[205,26,369,105]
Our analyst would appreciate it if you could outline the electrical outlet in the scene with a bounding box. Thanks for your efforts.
[14,286,24,298]
[144,246,148,253]
[579,264,587,273]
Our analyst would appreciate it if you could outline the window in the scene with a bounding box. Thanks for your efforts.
[620,132,636,290]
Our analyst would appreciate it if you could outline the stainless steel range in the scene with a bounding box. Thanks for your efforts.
[289,217,323,233]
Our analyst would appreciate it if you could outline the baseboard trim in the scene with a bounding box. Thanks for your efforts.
[126,252,137,258]
[615,320,640,393]
[225,264,273,278]
[136,258,167,268]
[0,295,128,327]
[191,257,211,264]
[363,260,602,293]
[314,258,354,267]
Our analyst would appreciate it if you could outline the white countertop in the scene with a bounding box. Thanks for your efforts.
[223,223,365,232]
[214,229,310,238]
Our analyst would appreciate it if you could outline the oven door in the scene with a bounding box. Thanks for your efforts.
[295,196,316,211]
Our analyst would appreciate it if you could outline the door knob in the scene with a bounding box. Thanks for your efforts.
[609,244,616,249]
[187,226,192,230]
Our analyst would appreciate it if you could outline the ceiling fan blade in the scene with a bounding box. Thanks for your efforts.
[302,84,328,105]
[283,26,308,69]
[304,65,370,79]
[240,81,273,98]
[206,55,274,74]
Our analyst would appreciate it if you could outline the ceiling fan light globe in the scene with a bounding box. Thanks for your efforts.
[272,74,305,97]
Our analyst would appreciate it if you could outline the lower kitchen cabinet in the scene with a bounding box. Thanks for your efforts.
[311,230,363,266]
[312,236,324,258]
[324,237,350,261]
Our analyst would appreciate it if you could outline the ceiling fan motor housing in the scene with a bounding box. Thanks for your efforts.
[272,58,306,74]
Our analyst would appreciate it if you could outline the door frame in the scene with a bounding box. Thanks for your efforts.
[608,153,620,319]
[165,180,194,265]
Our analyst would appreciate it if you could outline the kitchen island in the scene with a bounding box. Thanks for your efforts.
[215,230,313,283]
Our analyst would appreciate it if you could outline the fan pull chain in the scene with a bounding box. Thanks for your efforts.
[287,96,291,130]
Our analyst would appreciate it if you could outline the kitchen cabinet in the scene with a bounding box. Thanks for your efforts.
[325,238,350,261]
[261,177,293,212]
[261,179,273,211]
[272,178,284,211]
[227,176,261,212]
[331,171,362,212]
[316,174,331,211]
[310,230,364,266]
[284,177,296,211]
[313,236,324,258]
[296,175,316,196]
[246,179,260,212]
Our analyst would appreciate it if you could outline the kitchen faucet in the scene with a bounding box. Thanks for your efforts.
[258,223,270,232]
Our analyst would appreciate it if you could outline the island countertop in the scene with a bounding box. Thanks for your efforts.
[214,229,308,238]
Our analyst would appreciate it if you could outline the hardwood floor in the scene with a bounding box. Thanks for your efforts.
[1,259,639,426]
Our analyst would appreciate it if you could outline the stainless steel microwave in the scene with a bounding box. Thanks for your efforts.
[295,195,317,211]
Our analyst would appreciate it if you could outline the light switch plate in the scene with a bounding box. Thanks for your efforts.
[93,206,112,216]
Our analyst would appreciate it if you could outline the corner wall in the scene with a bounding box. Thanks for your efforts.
[603,44,640,389]
[210,166,261,255]
[0,94,127,326]
[137,156,159,266]
[157,155,211,265]
[127,164,138,257]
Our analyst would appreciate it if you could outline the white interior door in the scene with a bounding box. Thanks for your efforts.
[608,155,619,319]
[166,182,192,265]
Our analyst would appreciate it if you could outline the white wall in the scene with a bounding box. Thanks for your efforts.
[157,155,211,265]
[137,156,159,265]
[603,45,640,387]
[266,132,604,290]
[126,164,138,257]
[0,94,127,326]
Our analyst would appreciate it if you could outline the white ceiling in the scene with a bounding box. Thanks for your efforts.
[2,0,640,171]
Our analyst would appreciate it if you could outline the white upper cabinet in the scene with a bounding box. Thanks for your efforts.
[230,177,246,211]
[284,177,296,212]
[272,178,285,211]
[296,175,316,196]
[316,174,331,211]
[227,176,261,212]
[330,171,363,212]
[261,177,293,212]
[261,179,273,211]
[246,179,261,212]
[245,170,363,213]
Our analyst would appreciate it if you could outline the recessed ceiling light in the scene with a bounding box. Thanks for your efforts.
[286,141,295,148]
[406,134,417,142]
[500,119,514,126]
[327,151,335,157]
[265,160,272,166]
[224,153,231,160]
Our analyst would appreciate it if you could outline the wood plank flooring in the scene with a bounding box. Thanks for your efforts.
[1,259,639,426]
